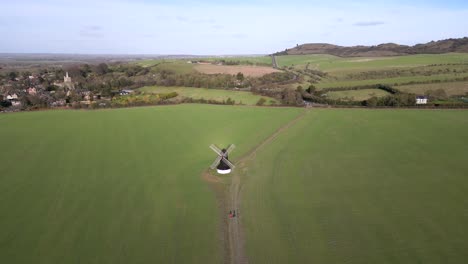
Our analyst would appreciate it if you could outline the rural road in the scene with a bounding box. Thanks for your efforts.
[225,109,308,264]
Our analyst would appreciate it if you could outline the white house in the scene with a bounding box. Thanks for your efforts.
[6,94,21,106]
[416,96,428,105]
[6,94,19,100]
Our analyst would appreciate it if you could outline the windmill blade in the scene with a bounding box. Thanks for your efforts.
[222,157,235,169]
[210,156,222,169]
[225,144,236,154]
[210,144,222,155]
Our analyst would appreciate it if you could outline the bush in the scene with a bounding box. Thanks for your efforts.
[256,98,267,106]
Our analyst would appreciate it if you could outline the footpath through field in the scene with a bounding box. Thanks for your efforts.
[224,109,309,264]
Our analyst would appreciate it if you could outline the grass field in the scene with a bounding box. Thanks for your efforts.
[203,56,272,65]
[138,86,278,105]
[325,89,391,101]
[242,109,468,263]
[316,72,468,89]
[0,105,303,263]
[194,64,279,77]
[276,53,468,72]
[397,81,468,96]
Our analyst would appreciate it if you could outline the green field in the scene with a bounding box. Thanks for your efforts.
[138,86,278,105]
[242,109,468,263]
[0,105,302,263]
[325,89,391,101]
[276,53,468,72]
[316,72,468,89]
[2,105,468,264]
[397,81,468,96]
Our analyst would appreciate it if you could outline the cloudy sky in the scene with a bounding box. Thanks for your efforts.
[1,0,468,54]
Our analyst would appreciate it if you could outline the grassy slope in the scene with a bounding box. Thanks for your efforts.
[397,81,468,96]
[276,53,468,72]
[316,72,468,89]
[203,56,272,65]
[325,89,391,101]
[138,86,278,105]
[243,109,468,263]
[0,105,302,264]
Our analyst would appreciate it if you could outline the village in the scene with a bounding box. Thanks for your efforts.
[0,69,135,112]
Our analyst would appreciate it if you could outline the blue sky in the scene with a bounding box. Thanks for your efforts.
[1,0,468,54]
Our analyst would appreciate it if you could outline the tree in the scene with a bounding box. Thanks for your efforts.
[94,63,109,75]
[8,71,18,81]
[236,72,244,82]
[0,100,12,108]
[256,98,266,106]
[306,85,316,94]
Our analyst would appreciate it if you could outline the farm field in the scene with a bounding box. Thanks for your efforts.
[397,81,468,96]
[325,88,391,101]
[138,86,278,105]
[276,53,468,72]
[203,56,272,65]
[194,64,279,77]
[316,72,468,89]
[242,109,468,263]
[0,105,303,264]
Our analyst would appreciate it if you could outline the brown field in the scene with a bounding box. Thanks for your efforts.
[195,64,280,77]
[397,81,468,96]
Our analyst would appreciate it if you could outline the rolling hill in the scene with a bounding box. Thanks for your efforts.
[275,37,468,57]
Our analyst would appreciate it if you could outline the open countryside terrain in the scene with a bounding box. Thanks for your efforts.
[129,52,468,103]
[1,105,468,263]
[0,105,302,263]
[325,88,391,101]
[276,53,468,72]
[194,64,280,77]
[397,81,468,96]
[242,109,468,263]
[138,86,278,105]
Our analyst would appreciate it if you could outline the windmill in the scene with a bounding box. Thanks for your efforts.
[210,144,235,174]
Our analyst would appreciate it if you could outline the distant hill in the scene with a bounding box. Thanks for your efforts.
[274,37,468,57]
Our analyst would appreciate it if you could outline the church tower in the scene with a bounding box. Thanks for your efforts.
[64,72,74,90]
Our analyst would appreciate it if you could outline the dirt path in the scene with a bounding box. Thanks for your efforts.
[203,109,309,264]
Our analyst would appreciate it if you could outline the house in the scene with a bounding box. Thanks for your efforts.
[119,89,134,96]
[6,94,21,106]
[6,94,19,100]
[416,96,428,105]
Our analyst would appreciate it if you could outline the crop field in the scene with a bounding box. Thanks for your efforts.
[325,88,391,101]
[0,105,303,263]
[242,109,468,263]
[194,64,280,77]
[138,86,278,105]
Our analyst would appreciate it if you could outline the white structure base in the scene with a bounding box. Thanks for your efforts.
[217,169,232,174]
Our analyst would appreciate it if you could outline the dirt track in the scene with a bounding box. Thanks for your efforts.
[203,109,308,264]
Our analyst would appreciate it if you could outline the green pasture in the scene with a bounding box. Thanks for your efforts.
[316,72,468,89]
[0,105,302,264]
[242,109,468,264]
[136,60,195,74]
[138,86,278,105]
[276,53,468,72]
[325,88,391,101]
[203,56,272,65]
[397,81,468,96]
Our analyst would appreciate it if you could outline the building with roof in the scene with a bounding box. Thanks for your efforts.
[416,96,428,105]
